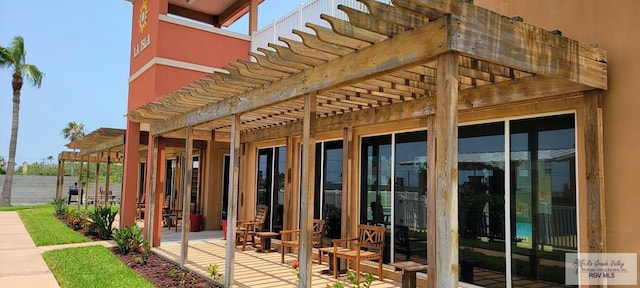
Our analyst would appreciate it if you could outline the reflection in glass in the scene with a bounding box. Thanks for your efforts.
[510,114,576,287]
[314,141,343,239]
[394,131,428,264]
[361,135,392,227]
[256,146,286,233]
[458,122,506,286]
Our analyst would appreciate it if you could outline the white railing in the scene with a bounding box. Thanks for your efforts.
[251,0,392,53]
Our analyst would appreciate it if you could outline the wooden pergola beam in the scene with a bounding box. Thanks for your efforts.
[241,75,592,143]
[413,0,607,89]
[150,17,450,136]
[79,136,124,156]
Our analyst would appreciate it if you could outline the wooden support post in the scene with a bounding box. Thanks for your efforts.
[341,127,353,238]
[225,114,241,288]
[426,115,437,288]
[584,90,606,253]
[284,136,296,232]
[56,160,64,199]
[152,139,166,247]
[180,127,194,267]
[105,150,111,206]
[300,92,317,288]
[145,136,157,242]
[84,158,90,211]
[77,160,84,210]
[435,52,459,288]
[94,157,101,209]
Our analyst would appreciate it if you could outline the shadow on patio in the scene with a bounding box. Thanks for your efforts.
[155,230,402,288]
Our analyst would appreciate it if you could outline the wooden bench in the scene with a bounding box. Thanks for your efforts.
[391,261,428,288]
[332,224,386,280]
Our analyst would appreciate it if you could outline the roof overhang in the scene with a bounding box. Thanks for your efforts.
[127,0,607,139]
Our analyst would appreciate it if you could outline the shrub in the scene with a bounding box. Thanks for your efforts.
[66,209,88,230]
[88,206,118,239]
[52,197,68,217]
[112,223,149,254]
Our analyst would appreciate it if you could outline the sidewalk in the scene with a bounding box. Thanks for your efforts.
[0,211,60,288]
[0,211,115,288]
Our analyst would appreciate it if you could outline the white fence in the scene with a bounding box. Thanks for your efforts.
[251,0,392,53]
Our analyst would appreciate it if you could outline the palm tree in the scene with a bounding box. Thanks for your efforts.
[0,36,44,206]
[62,121,85,142]
[61,121,85,176]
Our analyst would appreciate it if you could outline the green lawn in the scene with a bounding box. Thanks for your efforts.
[0,203,51,211]
[16,204,90,246]
[42,245,154,288]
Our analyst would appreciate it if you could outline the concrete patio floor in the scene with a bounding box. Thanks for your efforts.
[154,229,404,288]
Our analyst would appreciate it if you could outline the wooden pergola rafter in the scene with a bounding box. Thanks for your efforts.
[127,0,607,287]
[127,0,605,140]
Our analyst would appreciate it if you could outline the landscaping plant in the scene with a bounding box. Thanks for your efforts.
[51,197,67,217]
[112,223,148,254]
[207,264,223,283]
[88,205,118,239]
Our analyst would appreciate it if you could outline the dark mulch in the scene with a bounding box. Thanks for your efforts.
[57,215,222,288]
[114,248,221,288]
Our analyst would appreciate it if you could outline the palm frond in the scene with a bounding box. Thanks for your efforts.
[0,47,11,67]
[10,36,26,67]
[23,64,44,88]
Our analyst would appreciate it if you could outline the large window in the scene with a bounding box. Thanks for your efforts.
[360,130,428,264]
[314,141,343,239]
[256,146,286,233]
[457,114,577,287]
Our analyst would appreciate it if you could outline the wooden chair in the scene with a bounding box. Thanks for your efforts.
[332,224,386,281]
[236,204,269,250]
[280,219,325,263]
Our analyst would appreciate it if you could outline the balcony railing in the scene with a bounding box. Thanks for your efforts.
[251,0,391,53]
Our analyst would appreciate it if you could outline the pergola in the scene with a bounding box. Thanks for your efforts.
[127,0,607,287]
[57,128,126,208]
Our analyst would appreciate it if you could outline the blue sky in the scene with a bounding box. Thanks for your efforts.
[0,0,302,165]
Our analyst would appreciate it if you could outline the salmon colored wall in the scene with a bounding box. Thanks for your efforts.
[153,65,206,102]
[477,0,640,281]
[157,21,251,68]
[127,65,206,112]
[127,65,157,111]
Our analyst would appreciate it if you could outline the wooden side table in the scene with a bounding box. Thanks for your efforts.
[318,247,349,275]
[254,232,279,253]
[391,261,428,288]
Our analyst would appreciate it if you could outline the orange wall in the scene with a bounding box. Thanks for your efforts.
[157,21,250,68]
[127,65,207,111]
[477,0,640,279]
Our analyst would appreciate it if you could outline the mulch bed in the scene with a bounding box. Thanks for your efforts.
[58,216,222,287]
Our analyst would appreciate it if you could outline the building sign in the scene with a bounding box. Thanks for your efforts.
[133,0,150,58]
[138,0,148,35]
[133,34,151,58]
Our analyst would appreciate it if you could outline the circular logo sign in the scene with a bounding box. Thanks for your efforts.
[138,0,149,34]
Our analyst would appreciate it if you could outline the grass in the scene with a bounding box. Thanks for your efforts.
[0,203,51,211]
[16,204,90,246]
[42,245,154,288]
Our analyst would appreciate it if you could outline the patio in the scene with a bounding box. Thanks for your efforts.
[155,229,404,288]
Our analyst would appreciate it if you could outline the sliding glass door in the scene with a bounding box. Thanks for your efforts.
[313,141,343,239]
[457,114,577,287]
[360,130,428,264]
[256,146,286,233]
